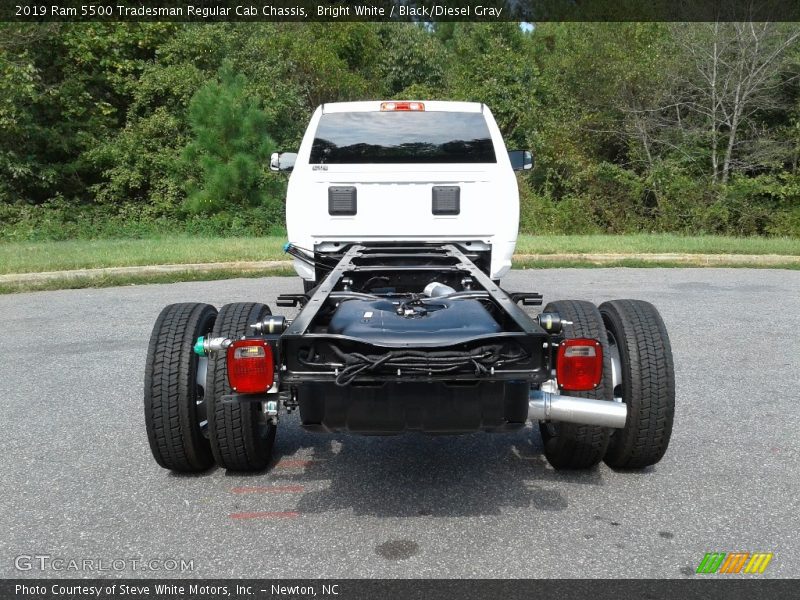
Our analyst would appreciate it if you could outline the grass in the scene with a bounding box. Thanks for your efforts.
[3,258,797,295]
[0,236,288,274]
[514,257,800,270]
[0,266,296,295]
[513,233,800,256]
[1,234,799,276]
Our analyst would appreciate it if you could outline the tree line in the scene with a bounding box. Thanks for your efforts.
[1,22,798,240]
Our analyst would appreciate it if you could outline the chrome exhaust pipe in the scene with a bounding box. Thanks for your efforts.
[528,390,627,429]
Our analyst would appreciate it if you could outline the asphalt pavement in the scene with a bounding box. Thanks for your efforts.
[1,268,798,579]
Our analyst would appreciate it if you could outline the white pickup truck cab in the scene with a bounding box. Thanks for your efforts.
[278,100,530,283]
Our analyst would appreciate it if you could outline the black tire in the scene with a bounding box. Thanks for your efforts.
[599,300,675,469]
[538,300,613,469]
[144,303,217,472]
[207,302,276,471]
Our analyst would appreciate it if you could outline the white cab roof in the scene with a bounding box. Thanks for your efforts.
[321,101,484,113]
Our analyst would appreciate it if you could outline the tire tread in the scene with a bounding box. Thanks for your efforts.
[207,302,275,471]
[600,299,675,469]
[539,300,612,469]
[144,303,216,472]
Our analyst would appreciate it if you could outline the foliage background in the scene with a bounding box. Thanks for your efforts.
[1,22,799,241]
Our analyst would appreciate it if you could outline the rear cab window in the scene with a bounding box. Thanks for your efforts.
[310,111,497,164]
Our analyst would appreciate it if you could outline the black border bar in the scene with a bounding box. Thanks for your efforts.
[4,579,800,600]
[5,0,800,22]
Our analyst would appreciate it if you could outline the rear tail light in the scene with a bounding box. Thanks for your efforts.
[380,101,425,111]
[227,339,274,393]
[556,338,603,391]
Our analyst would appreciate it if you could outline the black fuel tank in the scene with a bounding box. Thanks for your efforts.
[327,298,501,345]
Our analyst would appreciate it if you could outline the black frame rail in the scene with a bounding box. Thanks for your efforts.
[276,243,553,385]
[281,243,544,336]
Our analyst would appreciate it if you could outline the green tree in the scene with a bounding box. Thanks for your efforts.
[446,23,539,144]
[181,63,275,216]
[3,22,800,239]
[377,24,445,97]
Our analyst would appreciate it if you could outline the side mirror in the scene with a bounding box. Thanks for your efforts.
[270,152,297,172]
[508,150,534,171]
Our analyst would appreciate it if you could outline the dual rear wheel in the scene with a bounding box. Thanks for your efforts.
[539,299,675,470]
[144,302,277,473]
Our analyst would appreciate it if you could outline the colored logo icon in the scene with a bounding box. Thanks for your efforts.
[696,552,773,574]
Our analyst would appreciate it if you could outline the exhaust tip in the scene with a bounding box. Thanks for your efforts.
[529,389,627,429]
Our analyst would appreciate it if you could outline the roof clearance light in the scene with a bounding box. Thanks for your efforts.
[381,101,425,111]
[556,338,603,391]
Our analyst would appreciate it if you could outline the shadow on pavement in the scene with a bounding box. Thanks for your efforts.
[258,421,606,518]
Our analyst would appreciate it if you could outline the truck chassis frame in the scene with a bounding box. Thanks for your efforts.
[278,243,549,386]
[145,242,675,473]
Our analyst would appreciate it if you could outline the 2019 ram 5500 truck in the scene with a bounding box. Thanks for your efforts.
[144,100,675,474]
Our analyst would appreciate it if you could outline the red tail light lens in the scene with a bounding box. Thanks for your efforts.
[380,101,425,111]
[226,339,274,393]
[556,338,603,391]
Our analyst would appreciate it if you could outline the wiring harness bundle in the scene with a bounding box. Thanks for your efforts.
[299,344,530,386]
